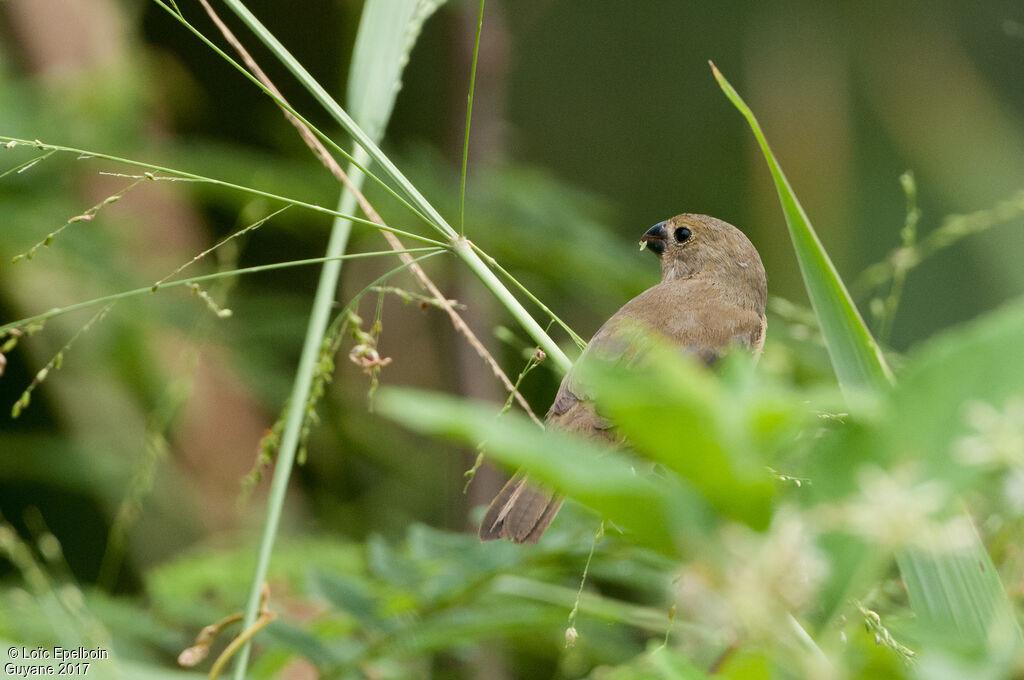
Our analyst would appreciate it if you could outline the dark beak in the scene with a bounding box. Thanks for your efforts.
[639,221,668,255]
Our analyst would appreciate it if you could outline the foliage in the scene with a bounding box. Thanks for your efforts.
[378,291,1024,677]
[1,1,1023,679]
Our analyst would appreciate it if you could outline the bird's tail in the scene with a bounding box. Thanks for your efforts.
[479,473,563,543]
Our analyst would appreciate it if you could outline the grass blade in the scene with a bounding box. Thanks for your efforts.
[890,298,1024,651]
[230,2,446,677]
[897,522,1020,654]
[712,63,1020,661]
[346,0,445,140]
[219,0,573,373]
[710,62,892,397]
[459,0,485,235]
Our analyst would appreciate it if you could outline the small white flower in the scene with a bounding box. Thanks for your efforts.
[718,509,828,639]
[954,398,1024,467]
[823,464,950,550]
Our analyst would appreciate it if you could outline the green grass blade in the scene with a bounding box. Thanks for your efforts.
[890,298,1024,651]
[712,63,1021,661]
[346,0,445,141]
[711,63,892,397]
[219,0,573,373]
[230,2,446,677]
[897,522,1020,654]
[459,0,485,236]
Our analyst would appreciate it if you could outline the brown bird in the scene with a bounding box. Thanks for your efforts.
[479,214,767,544]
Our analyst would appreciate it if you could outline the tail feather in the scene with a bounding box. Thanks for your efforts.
[479,473,563,543]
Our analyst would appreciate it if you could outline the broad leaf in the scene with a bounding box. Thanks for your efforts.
[376,388,698,555]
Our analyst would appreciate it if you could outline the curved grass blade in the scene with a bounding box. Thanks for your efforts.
[712,63,1019,660]
[710,62,892,397]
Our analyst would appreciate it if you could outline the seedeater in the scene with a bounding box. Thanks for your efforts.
[480,214,767,543]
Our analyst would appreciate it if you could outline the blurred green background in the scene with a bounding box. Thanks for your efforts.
[1,0,1023,677]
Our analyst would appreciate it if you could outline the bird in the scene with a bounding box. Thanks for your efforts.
[479,214,767,544]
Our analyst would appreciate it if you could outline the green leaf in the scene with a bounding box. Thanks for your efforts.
[375,387,695,555]
[347,0,445,142]
[711,63,892,398]
[577,347,810,530]
[382,600,565,655]
[806,300,1024,648]
[887,296,1024,483]
[491,575,695,635]
[712,64,1022,661]
[889,298,1024,650]
[307,570,391,632]
[592,645,712,680]
[896,524,1019,654]
[367,533,423,591]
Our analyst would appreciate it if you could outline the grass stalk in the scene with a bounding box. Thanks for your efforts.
[220,0,452,237]
[0,136,445,248]
[228,252,442,680]
[229,220,351,678]
[455,239,572,372]
[218,0,573,371]
[216,2,456,675]
[459,0,485,236]
[0,249,444,336]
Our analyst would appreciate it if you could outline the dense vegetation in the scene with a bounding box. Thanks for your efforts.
[2,1,1023,678]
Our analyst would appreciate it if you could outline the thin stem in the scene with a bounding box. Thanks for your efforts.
[470,241,586,350]
[459,0,485,236]
[0,149,56,179]
[0,249,446,335]
[218,0,455,237]
[455,239,572,373]
[229,250,442,680]
[565,521,603,647]
[856,188,1024,294]
[0,136,446,248]
[877,171,920,345]
[152,206,290,289]
[10,304,114,419]
[148,0,437,233]
[159,0,577,381]
[12,176,148,263]
[208,611,277,680]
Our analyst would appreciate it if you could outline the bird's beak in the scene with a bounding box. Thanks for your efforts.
[639,222,668,255]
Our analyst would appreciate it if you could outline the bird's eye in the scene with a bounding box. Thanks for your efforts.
[674,227,692,242]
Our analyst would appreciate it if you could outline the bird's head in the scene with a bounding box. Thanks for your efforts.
[639,213,766,297]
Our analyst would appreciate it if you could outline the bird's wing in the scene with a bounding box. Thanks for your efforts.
[547,278,765,429]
